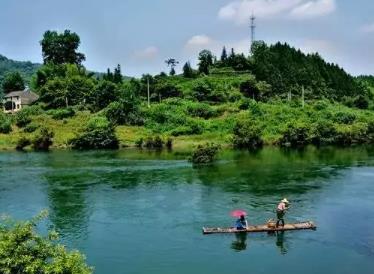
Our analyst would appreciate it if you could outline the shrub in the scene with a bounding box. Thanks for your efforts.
[353,95,369,109]
[144,136,164,149]
[190,143,221,164]
[0,114,12,134]
[311,120,337,145]
[16,137,31,150]
[103,100,143,126]
[70,117,119,150]
[23,123,39,133]
[15,110,32,128]
[335,123,368,145]
[280,122,310,147]
[135,138,144,148]
[333,111,356,124]
[232,120,263,149]
[32,127,54,151]
[166,138,173,149]
[185,102,218,119]
[48,107,76,120]
[170,119,204,136]
[0,211,92,274]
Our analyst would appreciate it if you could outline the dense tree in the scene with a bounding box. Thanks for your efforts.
[221,46,228,62]
[183,62,194,78]
[113,64,123,84]
[198,50,214,75]
[40,30,86,65]
[2,71,25,93]
[90,80,120,111]
[165,58,179,76]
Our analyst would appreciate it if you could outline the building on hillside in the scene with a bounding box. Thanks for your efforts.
[2,89,39,113]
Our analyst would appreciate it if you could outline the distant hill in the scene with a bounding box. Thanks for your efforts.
[0,54,41,86]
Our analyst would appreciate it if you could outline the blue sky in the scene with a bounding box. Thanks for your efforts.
[0,0,373,76]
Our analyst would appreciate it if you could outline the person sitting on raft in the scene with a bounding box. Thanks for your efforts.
[235,215,248,230]
[276,198,290,227]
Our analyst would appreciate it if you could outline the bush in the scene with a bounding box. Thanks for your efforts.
[0,211,92,274]
[280,122,310,147]
[190,143,221,164]
[103,100,143,126]
[185,102,218,119]
[70,117,119,150]
[16,137,31,150]
[0,114,12,134]
[32,127,54,151]
[335,123,368,145]
[353,95,369,109]
[232,120,263,149]
[15,110,32,128]
[144,136,164,149]
[170,119,204,136]
[311,120,337,145]
[333,111,356,124]
[23,123,39,133]
[48,107,76,120]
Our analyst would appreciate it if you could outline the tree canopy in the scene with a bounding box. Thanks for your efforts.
[1,71,25,93]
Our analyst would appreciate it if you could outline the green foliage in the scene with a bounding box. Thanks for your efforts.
[0,212,92,274]
[198,50,214,75]
[70,117,119,150]
[232,120,263,149]
[23,123,39,133]
[48,107,76,120]
[15,110,32,128]
[41,30,85,65]
[1,71,25,93]
[183,62,194,78]
[280,122,310,147]
[0,114,12,134]
[333,111,356,124]
[190,143,220,164]
[251,41,368,101]
[32,127,54,151]
[90,80,120,111]
[16,136,31,150]
[103,100,143,126]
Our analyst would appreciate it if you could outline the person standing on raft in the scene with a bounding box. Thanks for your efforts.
[276,198,290,227]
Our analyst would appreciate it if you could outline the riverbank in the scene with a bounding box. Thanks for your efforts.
[1,100,374,151]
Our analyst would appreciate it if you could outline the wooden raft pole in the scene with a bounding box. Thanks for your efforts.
[202,221,316,235]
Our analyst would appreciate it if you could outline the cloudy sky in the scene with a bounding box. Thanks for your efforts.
[0,0,373,76]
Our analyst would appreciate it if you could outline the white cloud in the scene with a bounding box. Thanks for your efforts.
[185,35,214,49]
[360,23,374,33]
[290,0,336,19]
[133,46,159,59]
[218,0,336,24]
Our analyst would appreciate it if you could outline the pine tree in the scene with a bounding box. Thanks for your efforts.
[221,46,228,62]
[183,62,193,78]
[113,64,123,84]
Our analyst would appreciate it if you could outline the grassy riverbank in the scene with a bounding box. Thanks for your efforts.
[1,99,374,151]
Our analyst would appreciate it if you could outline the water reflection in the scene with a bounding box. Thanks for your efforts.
[275,231,288,255]
[231,232,248,252]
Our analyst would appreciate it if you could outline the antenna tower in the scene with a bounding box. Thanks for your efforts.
[250,13,256,50]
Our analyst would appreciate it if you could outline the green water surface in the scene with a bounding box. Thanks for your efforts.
[0,146,374,274]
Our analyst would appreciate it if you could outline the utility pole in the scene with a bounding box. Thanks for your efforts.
[301,86,305,108]
[147,76,150,108]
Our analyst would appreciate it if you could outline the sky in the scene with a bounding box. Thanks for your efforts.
[0,0,373,76]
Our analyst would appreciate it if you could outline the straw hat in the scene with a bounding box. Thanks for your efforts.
[281,198,289,204]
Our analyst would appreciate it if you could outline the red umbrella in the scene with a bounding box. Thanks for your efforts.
[230,210,247,218]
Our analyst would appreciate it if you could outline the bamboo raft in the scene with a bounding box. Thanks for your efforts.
[202,221,316,234]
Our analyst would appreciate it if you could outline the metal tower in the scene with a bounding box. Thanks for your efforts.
[250,14,256,50]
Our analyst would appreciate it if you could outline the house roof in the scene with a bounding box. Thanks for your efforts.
[4,90,39,105]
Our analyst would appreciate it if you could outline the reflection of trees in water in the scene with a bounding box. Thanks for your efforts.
[195,146,374,197]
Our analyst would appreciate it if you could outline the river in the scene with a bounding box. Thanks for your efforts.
[0,146,374,274]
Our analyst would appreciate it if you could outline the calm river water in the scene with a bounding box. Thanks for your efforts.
[1,147,374,274]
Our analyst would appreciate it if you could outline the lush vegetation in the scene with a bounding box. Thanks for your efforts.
[0,211,92,274]
[190,143,221,164]
[0,29,374,151]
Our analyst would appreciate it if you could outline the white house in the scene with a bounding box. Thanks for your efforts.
[3,90,39,113]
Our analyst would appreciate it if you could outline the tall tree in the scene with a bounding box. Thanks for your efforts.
[2,71,25,93]
[183,62,193,78]
[165,58,179,76]
[40,30,86,65]
[221,46,228,62]
[198,50,214,75]
[113,64,123,84]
